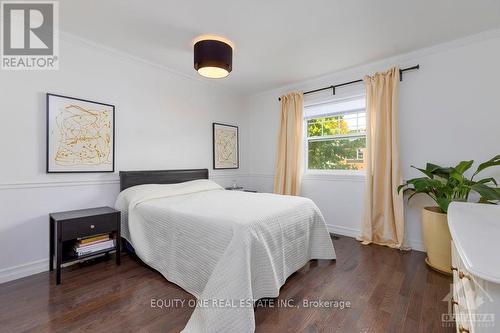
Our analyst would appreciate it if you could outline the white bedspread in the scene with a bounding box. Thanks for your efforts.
[115,180,336,333]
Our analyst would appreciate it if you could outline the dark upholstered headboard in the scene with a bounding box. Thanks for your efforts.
[119,169,209,191]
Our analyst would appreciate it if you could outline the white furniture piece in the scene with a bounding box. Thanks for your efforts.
[448,202,500,333]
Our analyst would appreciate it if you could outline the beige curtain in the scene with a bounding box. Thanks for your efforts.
[273,92,304,195]
[359,67,405,249]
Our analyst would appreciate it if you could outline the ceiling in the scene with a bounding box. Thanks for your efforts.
[60,0,500,94]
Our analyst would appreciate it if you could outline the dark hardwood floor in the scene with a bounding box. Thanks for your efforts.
[0,236,454,333]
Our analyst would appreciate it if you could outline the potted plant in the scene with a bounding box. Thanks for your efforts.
[398,155,500,274]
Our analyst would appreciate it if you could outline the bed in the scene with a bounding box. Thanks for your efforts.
[115,169,336,333]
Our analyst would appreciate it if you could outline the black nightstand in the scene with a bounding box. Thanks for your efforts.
[49,206,121,285]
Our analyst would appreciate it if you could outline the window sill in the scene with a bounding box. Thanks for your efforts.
[303,170,366,182]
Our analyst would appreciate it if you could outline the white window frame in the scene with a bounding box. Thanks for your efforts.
[303,95,367,179]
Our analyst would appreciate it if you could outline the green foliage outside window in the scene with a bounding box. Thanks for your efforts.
[307,115,366,170]
[307,116,349,136]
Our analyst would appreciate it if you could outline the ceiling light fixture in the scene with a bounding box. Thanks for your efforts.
[193,36,233,79]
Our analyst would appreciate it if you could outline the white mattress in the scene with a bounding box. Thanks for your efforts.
[115,180,336,333]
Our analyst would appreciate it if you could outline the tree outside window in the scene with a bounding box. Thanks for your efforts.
[306,103,366,171]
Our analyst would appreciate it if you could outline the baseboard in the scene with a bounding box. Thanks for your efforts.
[405,239,426,252]
[327,224,426,252]
[0,258,49,284]
[326,224,361,238]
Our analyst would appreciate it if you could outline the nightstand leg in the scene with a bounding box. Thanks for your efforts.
[116,214,121,265]
[49,218,54,271]
[56,238,62,285]
[116,240,121,265]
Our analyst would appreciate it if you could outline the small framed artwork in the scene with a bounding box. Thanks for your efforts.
[46,93,115,173]
[213,122,239,169]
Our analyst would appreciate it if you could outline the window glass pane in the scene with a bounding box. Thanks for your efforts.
[307,119,322,137]
[358,115,366,131]
[305,96,366,171]
[323,119,337,135]
[308,137,366,170]
[307,116,353,137]
[344,114,358,134]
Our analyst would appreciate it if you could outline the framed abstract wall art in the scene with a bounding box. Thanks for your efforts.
[46,93,115,173]
[213,122,239,169]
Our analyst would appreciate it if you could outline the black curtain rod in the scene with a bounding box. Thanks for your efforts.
[278,65,420,101]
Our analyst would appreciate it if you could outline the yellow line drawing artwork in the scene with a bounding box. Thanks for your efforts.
[54,104,112,166]
[215,128,237,165]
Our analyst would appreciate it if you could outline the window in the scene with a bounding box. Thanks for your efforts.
[305,96,366,171]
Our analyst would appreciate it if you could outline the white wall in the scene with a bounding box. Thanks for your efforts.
[0,34,250,283]
[245,30,500,251]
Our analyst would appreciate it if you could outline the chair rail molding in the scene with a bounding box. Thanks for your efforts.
[0,179,120,190]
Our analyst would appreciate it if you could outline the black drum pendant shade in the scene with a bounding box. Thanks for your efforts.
[194,39,233,78]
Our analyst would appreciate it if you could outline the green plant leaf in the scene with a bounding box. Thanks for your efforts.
[449,169,464,183]
[471,183,500,201]
[478,197,497,204]
[426,163,443,172]
[476,177,498,186]
[411,165,434,179]
[399,157,500,212]
[406,191,420,203]
[454,160,474,175]
[435,197,451,213]
[412,178,439,192]
[397,184,408,194]
[473,155,500,178]
[426,163,454,179]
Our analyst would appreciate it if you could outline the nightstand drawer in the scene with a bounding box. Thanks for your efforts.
[60,213,118,241]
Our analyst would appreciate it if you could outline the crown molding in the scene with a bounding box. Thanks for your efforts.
[59,31,199,81]
[250,28,500,98]
[58,31,242,98]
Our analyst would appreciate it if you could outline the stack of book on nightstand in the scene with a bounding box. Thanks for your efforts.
[74,234,115,256]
